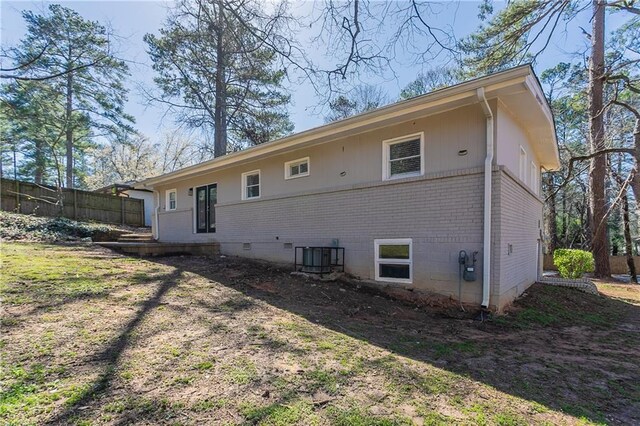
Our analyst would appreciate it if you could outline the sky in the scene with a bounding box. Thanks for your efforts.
[0,0,617,145]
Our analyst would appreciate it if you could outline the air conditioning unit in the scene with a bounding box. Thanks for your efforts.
[294,246,344,275]
[302,247,331,273]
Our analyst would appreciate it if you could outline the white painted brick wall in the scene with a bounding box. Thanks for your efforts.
[155,167,542,309]
[493,168,543,309]
[214,170,486,304]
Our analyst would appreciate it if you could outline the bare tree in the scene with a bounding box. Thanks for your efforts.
[399,67,460,99]
[324,84,389,122]
[86,129,198,190]
[310,1,458,92]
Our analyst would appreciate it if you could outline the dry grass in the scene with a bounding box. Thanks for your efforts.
[1,243,639,425]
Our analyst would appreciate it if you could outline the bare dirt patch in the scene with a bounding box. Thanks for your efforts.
[1,243,639,425]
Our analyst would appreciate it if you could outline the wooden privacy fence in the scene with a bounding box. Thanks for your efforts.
[0,178,145,227]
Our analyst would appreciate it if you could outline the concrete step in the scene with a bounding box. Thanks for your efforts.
[118,233,155,242]
[98,242,220,257]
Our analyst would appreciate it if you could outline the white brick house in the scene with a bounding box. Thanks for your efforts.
[139,65,559,310]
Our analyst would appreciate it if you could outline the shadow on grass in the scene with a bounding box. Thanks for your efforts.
[139,255,640,425]
[2,270,172,322]
[37,249,640,425]
[44,268,184,425]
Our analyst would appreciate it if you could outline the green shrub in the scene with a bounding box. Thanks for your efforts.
[553,249,594,279]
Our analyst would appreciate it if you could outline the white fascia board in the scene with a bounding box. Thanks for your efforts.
[140,66,536,189]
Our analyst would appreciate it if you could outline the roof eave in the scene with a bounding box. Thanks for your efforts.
[140,65,544,188]
[524,74,561,171]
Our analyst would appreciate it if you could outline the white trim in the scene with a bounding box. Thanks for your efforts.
[519,146,527,183]
[530,161,538,195]
[241,170,261,200]
[165,188,177,211]
[192,187,197,234]
[382,132,425,181]
[374,238,413,284]
[153,190,160,240]
[284,157,310,180]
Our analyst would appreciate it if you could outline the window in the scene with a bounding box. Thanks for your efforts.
[374,239,412,283]
[195,184,217,233]
[530,162,538,194]
[242,170,260,200]
[285,157,310,179]
[382,133,424,180]
[519,146,527,183]
[166,189,177,211]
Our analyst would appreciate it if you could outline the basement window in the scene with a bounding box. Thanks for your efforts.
[285,157,310,179]
[166,189,177,211]
[374,239,412,284]
[242,170,261,200]
[382,133,424,180]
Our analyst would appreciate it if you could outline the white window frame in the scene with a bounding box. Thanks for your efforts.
[382,132,425,181]
[165,189,177,211]
[374,238,413,284]
[519,146,527,183]
[241,170,261,200]
[530,161,538,195]
[284,157,310,180]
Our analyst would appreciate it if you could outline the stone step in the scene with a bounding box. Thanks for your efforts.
[98,242,220,257]
[118,233,155,242]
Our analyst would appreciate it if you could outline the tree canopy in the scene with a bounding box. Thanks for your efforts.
[144,0,294,157]
[1,4,133,188]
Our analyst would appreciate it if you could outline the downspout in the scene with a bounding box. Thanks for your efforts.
[153,190,160,241]
[477,88,493,309]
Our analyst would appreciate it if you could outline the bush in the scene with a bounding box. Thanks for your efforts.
[553,249,595,279]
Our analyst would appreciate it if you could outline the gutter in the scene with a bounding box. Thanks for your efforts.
[477,87,493,309]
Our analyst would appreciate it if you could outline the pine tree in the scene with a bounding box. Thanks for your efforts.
[145,0,293,157]
[6,4,133,188]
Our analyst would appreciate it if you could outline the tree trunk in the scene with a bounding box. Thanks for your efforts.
[583,185,591,249]
[562,191,568,246]
[34,139,45,184]
[620,117,640,283]
[588,0,610,277]
[628,118,640,202]
[213,0,227,158]
[65,69,74,188]
[621,187,637,282]
[544,173,559,254]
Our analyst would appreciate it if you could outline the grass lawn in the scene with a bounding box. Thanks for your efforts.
[1,243,639,425]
